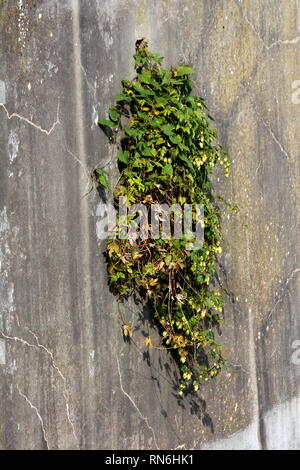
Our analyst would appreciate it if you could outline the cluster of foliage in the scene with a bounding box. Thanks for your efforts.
[98,42,231,395]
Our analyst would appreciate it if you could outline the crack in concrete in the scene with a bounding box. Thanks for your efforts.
[266,267,300,324]
[25,328,79,447]
[0,98,91,187]
[267,36,300,49]
[0,329,79,448]
[116,355,159,450]
[0,330,41,351]
[173,442,187,450]
[0,100,60,136]
[247,98,293,163]
[16,386,50,450]
[64,140,91,188]
[234,0,300,51]
[254,159,263,178]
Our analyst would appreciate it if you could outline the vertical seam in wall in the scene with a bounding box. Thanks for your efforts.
[71,1,86,167]
[248,307,265,449]
[246,235,264,449]
[71,0,92,449]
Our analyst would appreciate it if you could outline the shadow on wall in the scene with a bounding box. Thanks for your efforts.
[118,293,216,435]
[95,108,220,435]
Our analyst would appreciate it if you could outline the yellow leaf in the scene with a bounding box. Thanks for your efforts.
[122,323,132,337]
[108,242,120,257]
[144,336,154,348]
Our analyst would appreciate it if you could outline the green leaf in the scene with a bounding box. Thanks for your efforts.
[172,239,180,249]
[143,263,156,275]
[143,147,156,157]
[162,124,174,136]
[175,66,195,76]
[95,168,108,175]
[115,93,128,102]
[118,150,129,164]
[155,96,168,106]
[138,69,152,84]
[108,107,120,122]
[125,127,142,139]
[132,82,154,96]
[97,174,110,190]
[178,154,193,170]
[162,164,173,175]
[169,134,181,145]
[98,119,118,128]
[161,70,171,85]
[165,254,172,266]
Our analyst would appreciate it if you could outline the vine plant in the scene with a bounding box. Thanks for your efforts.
[97,40,232,395]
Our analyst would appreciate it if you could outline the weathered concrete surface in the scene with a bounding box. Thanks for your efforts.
[0,0,299,449]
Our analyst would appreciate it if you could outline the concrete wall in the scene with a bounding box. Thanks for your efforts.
[0,0,299,450]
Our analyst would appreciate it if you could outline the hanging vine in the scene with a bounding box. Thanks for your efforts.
[97,40,233,395]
